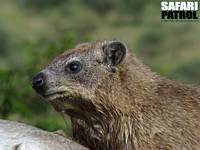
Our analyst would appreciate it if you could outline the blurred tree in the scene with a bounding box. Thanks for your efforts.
[116,0,148,23]
[173,61,200,85]
[136,27,164,59]
[0,29,8,57]
[19,0,67,10]
[83,0,115,15]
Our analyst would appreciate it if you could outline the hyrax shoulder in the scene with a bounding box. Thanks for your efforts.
[32,40,200,150]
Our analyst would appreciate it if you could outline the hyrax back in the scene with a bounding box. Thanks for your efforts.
[32,40,200,150]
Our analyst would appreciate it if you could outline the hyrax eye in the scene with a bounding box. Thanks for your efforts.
[65,61,82,73]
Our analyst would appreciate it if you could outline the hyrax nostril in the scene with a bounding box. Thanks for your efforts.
[32,72,46,95]
[34,78,44,86]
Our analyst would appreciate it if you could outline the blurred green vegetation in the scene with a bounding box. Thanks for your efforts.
[0,0,200,136]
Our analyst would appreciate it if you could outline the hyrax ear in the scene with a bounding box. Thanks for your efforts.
[103,41,127,66]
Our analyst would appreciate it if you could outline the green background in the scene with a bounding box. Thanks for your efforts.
[0,0,199,136]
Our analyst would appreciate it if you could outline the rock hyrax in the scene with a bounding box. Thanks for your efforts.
[32,40,200,150]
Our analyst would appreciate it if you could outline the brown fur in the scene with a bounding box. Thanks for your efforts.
[35,40,200,150]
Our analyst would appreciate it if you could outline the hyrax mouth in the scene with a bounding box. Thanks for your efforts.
[43,90,96,119]
[43,91,66,101]
[44,91,83,108]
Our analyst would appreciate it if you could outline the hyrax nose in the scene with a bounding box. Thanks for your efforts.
[32,72,46,95]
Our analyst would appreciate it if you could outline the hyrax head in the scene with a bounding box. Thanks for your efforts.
[32,40,128,114]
